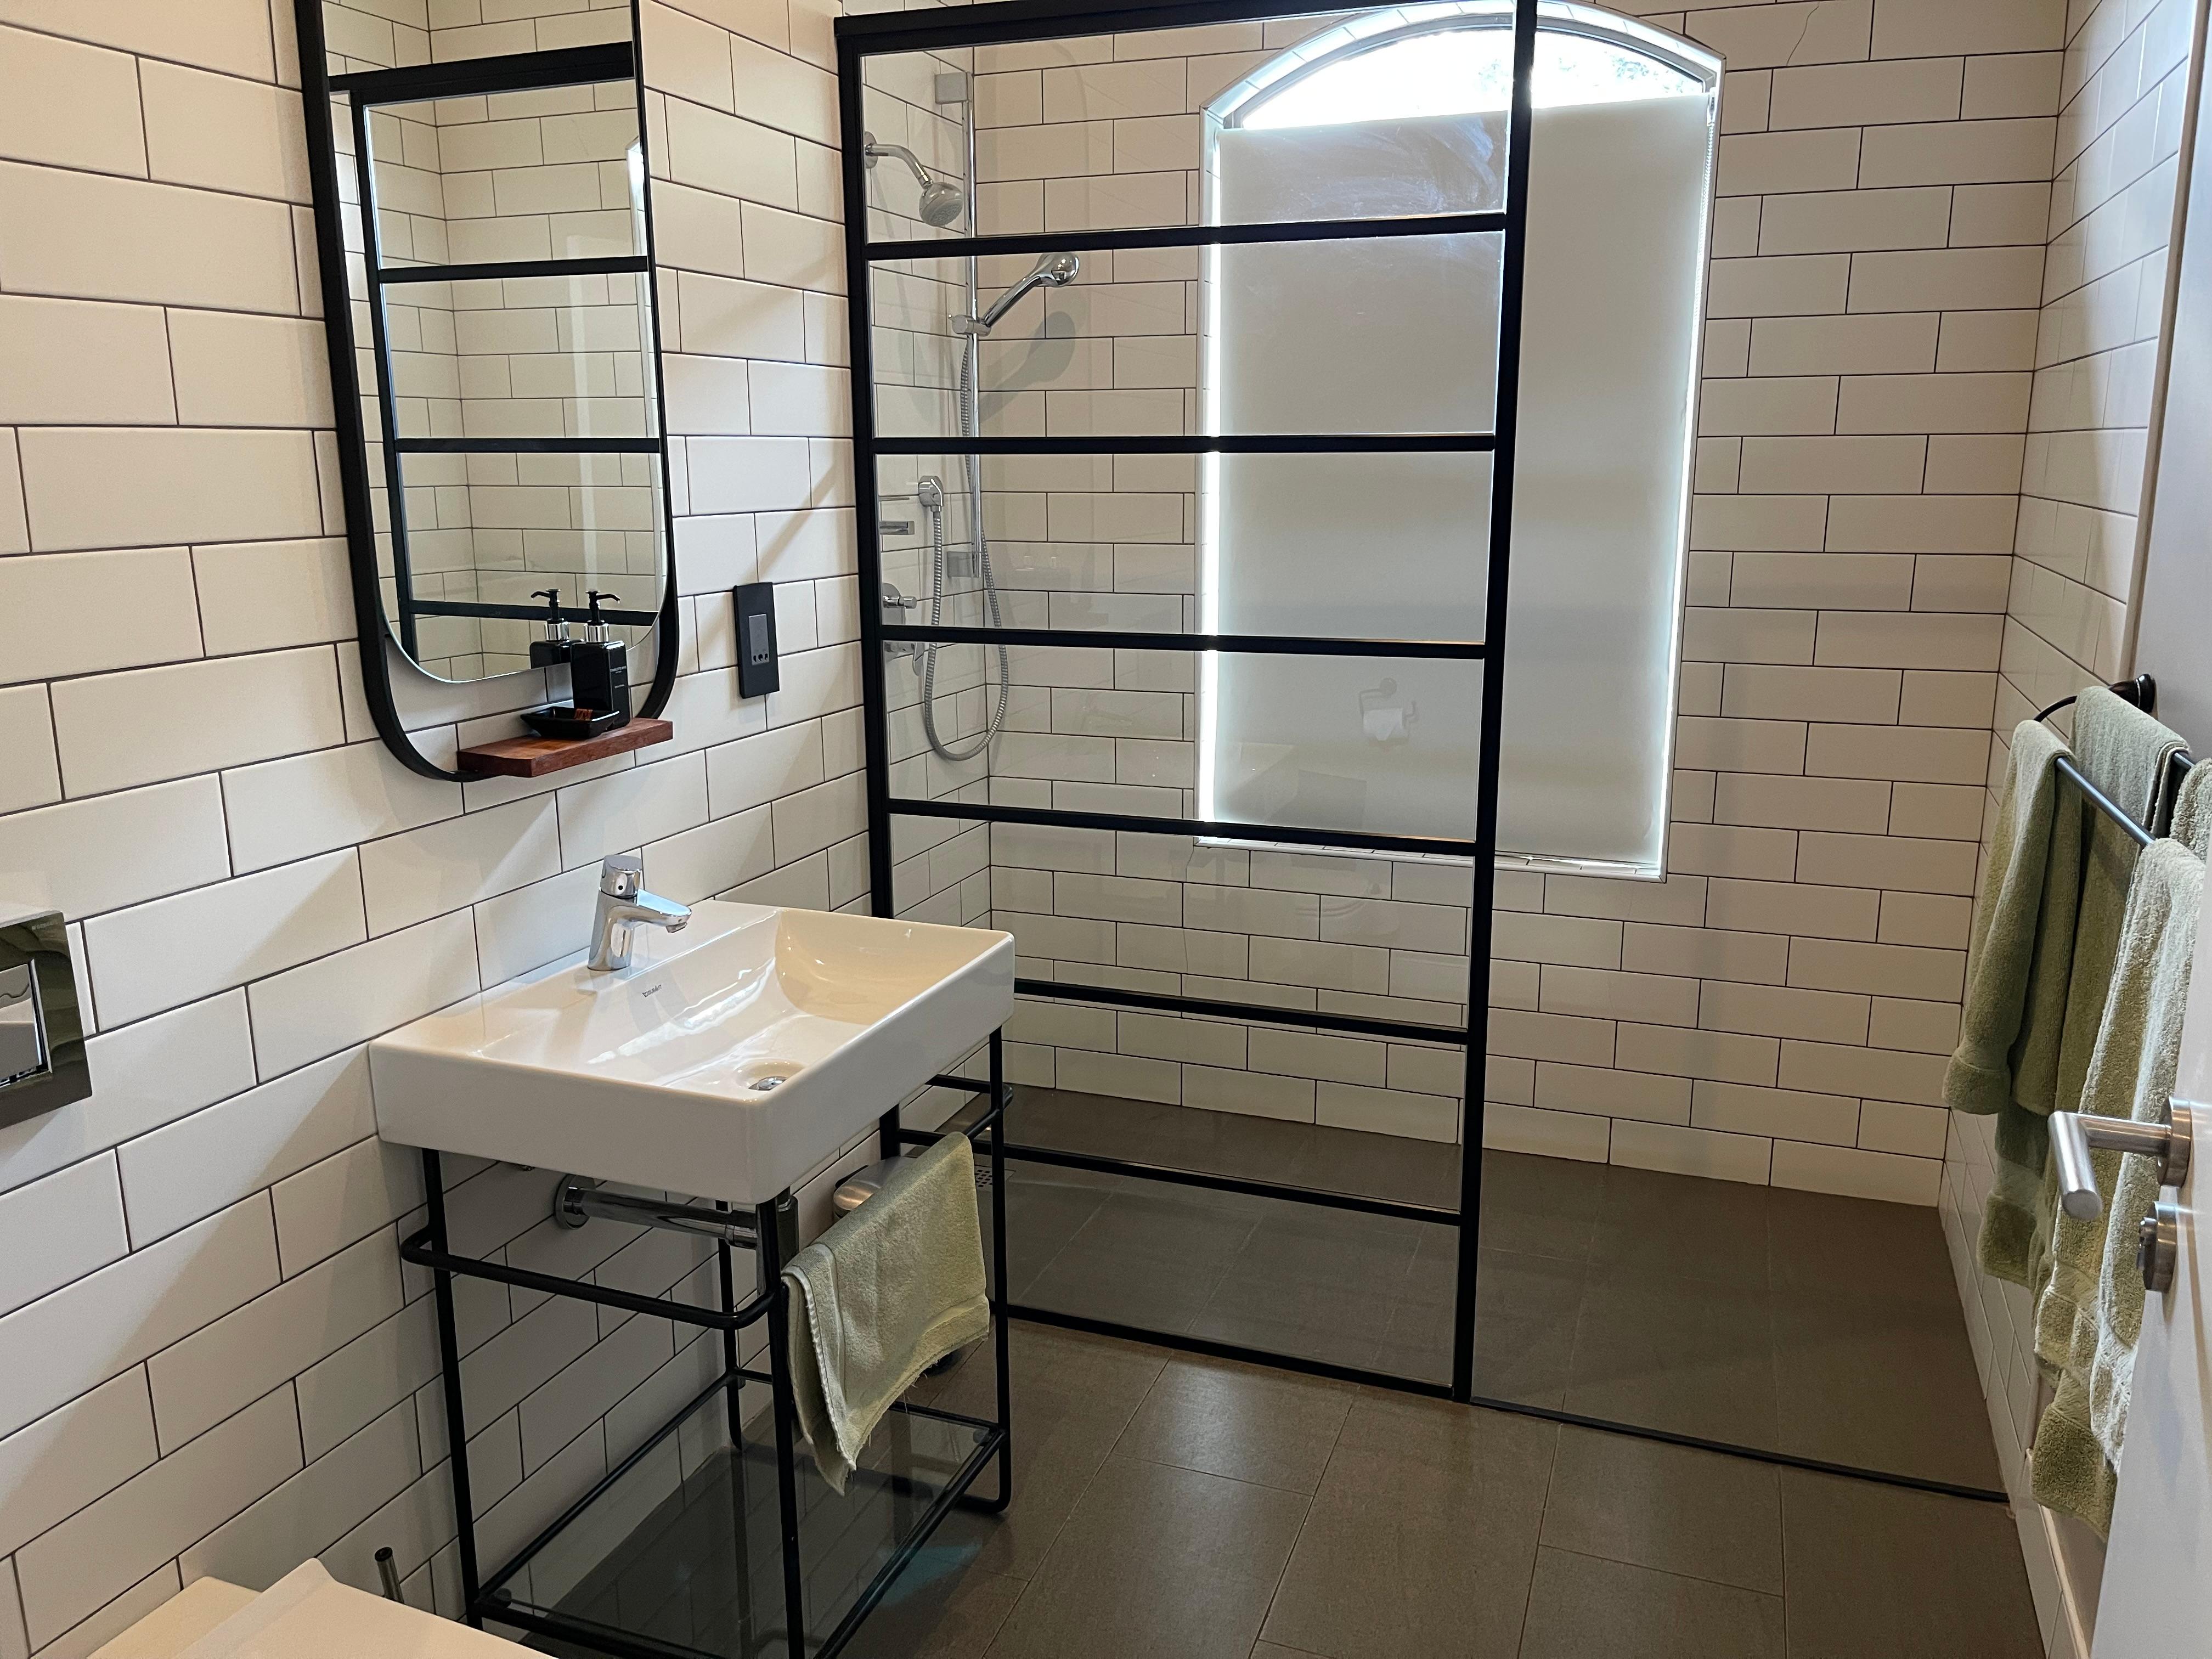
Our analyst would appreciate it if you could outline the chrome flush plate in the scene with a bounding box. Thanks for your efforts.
[0,911,91,1128]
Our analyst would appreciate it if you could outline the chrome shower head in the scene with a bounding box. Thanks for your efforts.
[918,177,965,228]
[862,131,964,229]
[971,252,1082,333]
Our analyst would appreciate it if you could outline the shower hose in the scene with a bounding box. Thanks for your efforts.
[917,342,1012,763]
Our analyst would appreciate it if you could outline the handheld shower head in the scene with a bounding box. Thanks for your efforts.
[862,131,964,229]
[970,252,1081,334]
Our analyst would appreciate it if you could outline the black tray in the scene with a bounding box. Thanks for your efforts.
[521,704,630,740]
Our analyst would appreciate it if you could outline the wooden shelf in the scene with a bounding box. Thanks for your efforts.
[457,717,674,778]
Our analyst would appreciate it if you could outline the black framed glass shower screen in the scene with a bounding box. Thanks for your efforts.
[853,33,1519,245]
[843,0,1533,1420]
[877,640,1484,848]
[864,233,1505,444]
[870,446,1491,647]
[843,0,2014,1509]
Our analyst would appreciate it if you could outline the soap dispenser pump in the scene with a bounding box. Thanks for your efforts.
[567,590,631,728]
[528,588,572,667]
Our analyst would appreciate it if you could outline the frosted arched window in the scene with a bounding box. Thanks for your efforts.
[1200,4,1720,877]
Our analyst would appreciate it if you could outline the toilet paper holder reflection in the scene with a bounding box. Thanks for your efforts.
[1359,679,1417,747]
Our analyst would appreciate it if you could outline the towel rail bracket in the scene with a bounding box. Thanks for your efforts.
[2036,674,2197,845]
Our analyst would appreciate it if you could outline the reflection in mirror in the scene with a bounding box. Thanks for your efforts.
[313,0,669,684]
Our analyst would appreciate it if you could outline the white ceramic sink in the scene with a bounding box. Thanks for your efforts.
[368,903,1014,1205]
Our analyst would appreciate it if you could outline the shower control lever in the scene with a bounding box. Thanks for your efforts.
[882,583,920,661]
[2047,1099,2196,1221]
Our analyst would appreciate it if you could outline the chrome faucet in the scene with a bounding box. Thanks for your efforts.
[587,856,690,972]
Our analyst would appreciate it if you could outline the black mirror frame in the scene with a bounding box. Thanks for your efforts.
[292,0,682,782]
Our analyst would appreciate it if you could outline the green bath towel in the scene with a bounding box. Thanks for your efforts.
[2029,809,2205,1533]
[1949,720,2068,1111]
[1947,720,2069,1282]
[1965,692,2186,1288]
[782,1132,990,1494]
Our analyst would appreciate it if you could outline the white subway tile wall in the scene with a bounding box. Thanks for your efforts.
[0,0,865,1645]
[946,0,2067,1222]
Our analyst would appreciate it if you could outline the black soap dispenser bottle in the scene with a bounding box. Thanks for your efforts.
[527,588,572,667]
[567,590,632,729]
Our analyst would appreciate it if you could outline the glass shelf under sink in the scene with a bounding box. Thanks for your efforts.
[492,1368,998,1659]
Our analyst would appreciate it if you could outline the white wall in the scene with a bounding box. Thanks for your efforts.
[0,0,860,1649]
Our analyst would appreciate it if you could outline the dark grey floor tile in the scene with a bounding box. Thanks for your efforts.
[1764,1184,1959,1311]
[1371,1303,1454,1388]
[1400,1226,1459,1307]
[1252,1646,1331,1659]
[1210,1219,1420,1341]
[1259,1398,1557,1659]
[1299,1121,1459,1210]
[1469,1248,1585,1408]
[835,1548,1026,1659]
[1476,1150,1605,1260]
[1014,1086,1304,1194]
[983,1455,1308,1659]
[913,1322,1166,1579]
[1115,1356,1355,1494]
[1188,1291,1389,1375]
[1780,1471,2042,1659]
[1023,1186,1256,1331]
[1565,1272,1780,1449]
[989,1174,1110,1302]
[1770,1291,2004,1490]
[1011,1085,1458,1210]
[1518,1547,1786,1659]
[1540,1426,1782,1593]
[1589,1164,1775,1290]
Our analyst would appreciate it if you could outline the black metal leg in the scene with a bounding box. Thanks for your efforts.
[716,1226,743,1451]
[714,1221,751,1632]
[421,1149,483,1625]
[758,1192,808,1658]
[987,1030,1013,1510]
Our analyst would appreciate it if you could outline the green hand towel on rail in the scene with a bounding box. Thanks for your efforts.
[1945,719,2068,1283]
[2028,802,2205,1533]
[782,1132,990,1495]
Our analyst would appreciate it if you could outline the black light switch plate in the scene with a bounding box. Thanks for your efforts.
[733,582,780,698]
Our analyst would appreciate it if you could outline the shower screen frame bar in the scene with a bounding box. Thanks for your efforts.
[840,0,1527,1410]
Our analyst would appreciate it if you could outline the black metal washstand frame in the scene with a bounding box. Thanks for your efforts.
[839,0,2017,1509]
[399,1033,1016,1658]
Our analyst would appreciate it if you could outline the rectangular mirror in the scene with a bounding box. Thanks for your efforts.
[310,2,673,686]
